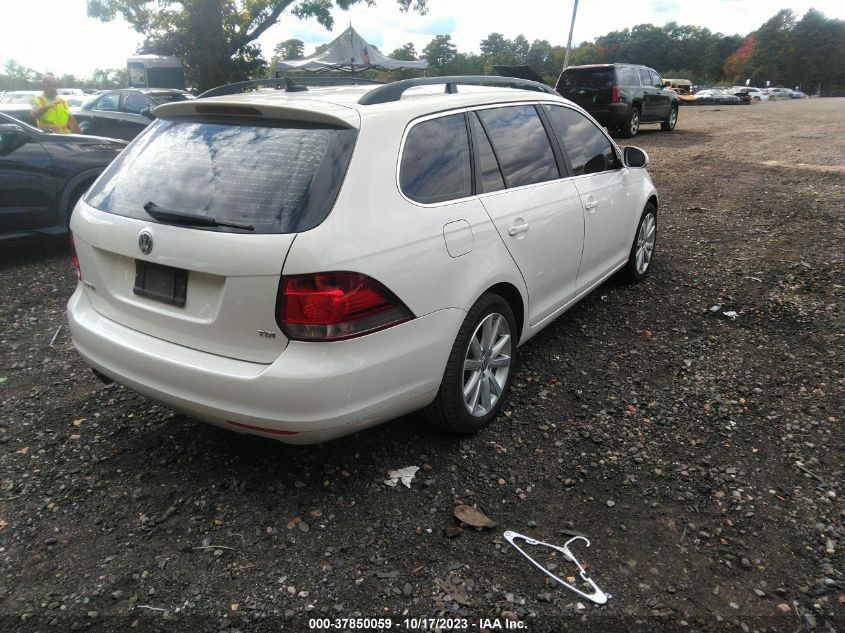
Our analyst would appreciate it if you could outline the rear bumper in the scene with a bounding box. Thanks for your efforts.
[584,103,631,127]
[67,286,464,444]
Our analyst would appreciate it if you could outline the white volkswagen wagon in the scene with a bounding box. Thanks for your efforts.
[67,76,658,444]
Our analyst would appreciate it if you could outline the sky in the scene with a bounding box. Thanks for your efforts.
[1,0,844,79]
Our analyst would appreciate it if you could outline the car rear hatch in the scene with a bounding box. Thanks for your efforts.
[555,66,616,109]
[72,98,359,364]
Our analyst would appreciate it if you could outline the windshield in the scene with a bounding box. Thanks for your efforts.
[1,92,38,104]
[84,117,357,234]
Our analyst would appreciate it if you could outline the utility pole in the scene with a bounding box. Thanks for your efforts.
[563,0,580,70]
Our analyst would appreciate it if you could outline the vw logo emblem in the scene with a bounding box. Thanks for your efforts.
[138,230,153,255]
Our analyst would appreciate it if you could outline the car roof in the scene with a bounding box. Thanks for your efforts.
[155,84,571,129]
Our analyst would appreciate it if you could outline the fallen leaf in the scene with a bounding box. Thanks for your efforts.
[69,434,81,441]
[286,517,301,530]
[72,418,86,426]
[0,376,7,385]
[230,603,239,611]
[453,504,496,529]
[16,447,28,455]
[0,519,9,530]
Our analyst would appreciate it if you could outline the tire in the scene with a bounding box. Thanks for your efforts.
[660,105,678,131]
[64,182,89,230]
[622,204,657,283]
[620,107,640,138]
[424,293,517,434]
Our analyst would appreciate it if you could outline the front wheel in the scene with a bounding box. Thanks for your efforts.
[661,106,678,131]
[424,294,516,434]
[622,204,657,283]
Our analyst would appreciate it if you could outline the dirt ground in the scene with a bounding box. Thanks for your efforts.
[0,98,843,633]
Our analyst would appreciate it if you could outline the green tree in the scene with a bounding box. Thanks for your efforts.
[422,34,458,72]
[86,0,428,91]
[390,42,418,61]
[275,38,305,60]
[749,9,796,86]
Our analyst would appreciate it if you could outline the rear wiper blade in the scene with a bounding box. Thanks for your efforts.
[143,201,254,231]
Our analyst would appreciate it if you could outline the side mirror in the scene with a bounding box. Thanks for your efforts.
[0,123,29,156]
[624,146,649,168]
[139,107,155,120]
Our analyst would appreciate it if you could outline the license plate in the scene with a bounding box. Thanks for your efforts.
[133,260,188,307]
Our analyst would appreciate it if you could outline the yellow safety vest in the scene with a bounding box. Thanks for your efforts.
[32,95,72,134]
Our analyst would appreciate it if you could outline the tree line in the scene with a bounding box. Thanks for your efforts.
[1,4,843,95]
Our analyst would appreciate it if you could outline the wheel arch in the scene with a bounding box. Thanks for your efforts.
[60,168,102,226]
[482,282,525,343]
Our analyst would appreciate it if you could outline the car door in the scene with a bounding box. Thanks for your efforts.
[543,105,638,293]
[118,92,153,140]
[649,69,672,118]
[0,120,57,233]
[86,92,123,138]
[472,104,585,326]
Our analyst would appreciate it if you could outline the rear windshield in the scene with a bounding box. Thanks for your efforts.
[556,68,615,92]
[146,92,192,107]
[84,117,357,234]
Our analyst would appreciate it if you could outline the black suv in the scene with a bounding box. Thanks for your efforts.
[555,63,679,138]
[0,113,126,239]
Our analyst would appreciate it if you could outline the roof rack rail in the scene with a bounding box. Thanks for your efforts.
[197,77,384,99]
[357,75,556,105]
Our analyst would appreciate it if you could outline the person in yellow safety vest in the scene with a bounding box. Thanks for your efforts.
[30,74,81,134]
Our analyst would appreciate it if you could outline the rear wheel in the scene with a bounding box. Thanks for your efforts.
[424,293,516,434]
[661,106,678,131]
[620,108,640,138]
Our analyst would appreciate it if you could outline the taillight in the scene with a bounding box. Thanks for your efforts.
[69,232,80,279]
[277,272,413,341]
[612,85,620,102]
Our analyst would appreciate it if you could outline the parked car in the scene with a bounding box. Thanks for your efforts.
[791,90,808,99]
[66,76,660,444]
[72,88,193,141]
[731,87,766,101]
[690,89,742,105]
[762,87,793,100]
[0,90,40,104]
[555,63,679,138]
[0,112,126,240]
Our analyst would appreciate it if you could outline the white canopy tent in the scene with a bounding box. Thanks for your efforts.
[275,26,429,74]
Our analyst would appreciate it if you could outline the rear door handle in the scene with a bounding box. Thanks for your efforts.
[508,222,529,236]
[584,200,599,211]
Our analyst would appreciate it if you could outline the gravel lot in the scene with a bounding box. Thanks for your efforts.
[1,98,843,633]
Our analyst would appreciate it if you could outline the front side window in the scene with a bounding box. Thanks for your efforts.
[543,105,618,176]
[400,113,471,204]
[85,118,357,234]
[638,69,652,87]
[649,70,662,88]
[476,105,558,188]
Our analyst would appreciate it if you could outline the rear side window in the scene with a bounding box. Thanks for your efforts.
[543,105,618,176]
[477,105,558,188]
[400,113,471,204]
[85,118,357,234]
[618,67,640,86]
[469,113,505,193]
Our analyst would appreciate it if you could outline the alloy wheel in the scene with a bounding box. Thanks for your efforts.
[462,313,512,417]
[636,213,656,275]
